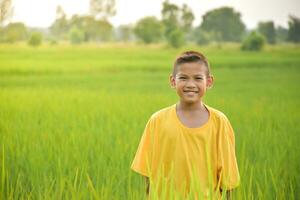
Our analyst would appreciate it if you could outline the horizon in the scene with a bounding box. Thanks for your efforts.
[9,0,300,29]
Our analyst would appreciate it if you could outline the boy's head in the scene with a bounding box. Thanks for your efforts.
[172,51,210,77]
[170,50,214,104]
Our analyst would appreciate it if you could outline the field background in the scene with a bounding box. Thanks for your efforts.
[0,43,299,199]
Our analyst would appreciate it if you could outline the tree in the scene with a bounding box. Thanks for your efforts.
[193,29,221,45]
[28,32,42,46]
[56,5,65,19]
[276,26,288,43]
[117,24,134,41]
[161,0,194,47]
[69,15,113,42]
[287,15,300,43]
[200,7,246,42]
[241,31,265,51]
[181,4,194,33]
[0,0,12,26]
[167,28,185,48]
[95,19,113,41]
[3,22,27,42]
[258,21,276,44]
[161,0,180,37]
[69,26,84,44]
[180,3,195,41]
[134,16,163,44]
[89,0,116,20]
[0,26,4,41]
[50,5,69,39]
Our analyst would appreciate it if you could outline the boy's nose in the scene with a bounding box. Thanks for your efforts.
[185,80,196,88]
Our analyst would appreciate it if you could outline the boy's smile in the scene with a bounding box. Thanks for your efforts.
[170,62,213,105]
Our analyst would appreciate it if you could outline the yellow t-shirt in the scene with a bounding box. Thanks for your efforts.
[131,103,240,199]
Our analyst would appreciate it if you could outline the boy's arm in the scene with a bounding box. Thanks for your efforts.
[144,176,150,195]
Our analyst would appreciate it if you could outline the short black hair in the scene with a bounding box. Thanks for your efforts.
[172,51,210,76]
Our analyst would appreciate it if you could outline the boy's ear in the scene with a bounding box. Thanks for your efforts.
[206,75,214,89]
[169,74,176,88]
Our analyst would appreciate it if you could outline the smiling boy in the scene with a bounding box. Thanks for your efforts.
[131,51,240,199]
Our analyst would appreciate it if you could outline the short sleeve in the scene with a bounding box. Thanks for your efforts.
[217,117,240,190]
[131,118,154,177]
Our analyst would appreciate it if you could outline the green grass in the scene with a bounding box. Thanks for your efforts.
[0,43,299,199]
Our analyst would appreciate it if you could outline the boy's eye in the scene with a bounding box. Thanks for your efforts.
[196,77,203,80]
[179,77,187,80]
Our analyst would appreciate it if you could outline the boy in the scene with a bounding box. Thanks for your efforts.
[131,51,240,199]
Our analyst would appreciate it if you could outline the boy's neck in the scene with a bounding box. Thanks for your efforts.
[177,101,205,112]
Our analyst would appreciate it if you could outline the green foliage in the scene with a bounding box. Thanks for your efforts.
[50,6,69,40]
[194,29,221,45]
[287,15,300,43]
[69,15,113,42]
[94,19,113,41]
[134,16,163,44]
[117,24,133,41]
[181,3,195,41]
[241,31,265,51]
[276,26,288,43]
[0,26,4,41]
[50,17,69,39]
[258,21,276,44]
[49,38,58,45]
[69,26,84,44]
[28,32,42,46]
[180,3,195,33]
[161,0,180,36]
[166,28,185,48]
[161,0,194,47]
[2,22,27,43]
[50,11,114,42]
[0,44,299,199]
[200,7,246,42]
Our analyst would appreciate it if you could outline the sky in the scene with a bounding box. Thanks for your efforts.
[11,0,300,29]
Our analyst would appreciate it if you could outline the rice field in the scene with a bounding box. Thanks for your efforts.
[0,43,299,199]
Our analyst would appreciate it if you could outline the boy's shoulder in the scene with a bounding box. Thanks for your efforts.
[147,103,231,123]
[149,104,175,121]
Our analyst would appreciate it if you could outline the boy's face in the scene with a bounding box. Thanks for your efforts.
[169,62,213,105]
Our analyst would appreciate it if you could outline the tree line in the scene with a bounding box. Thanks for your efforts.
[0,0,300,49]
